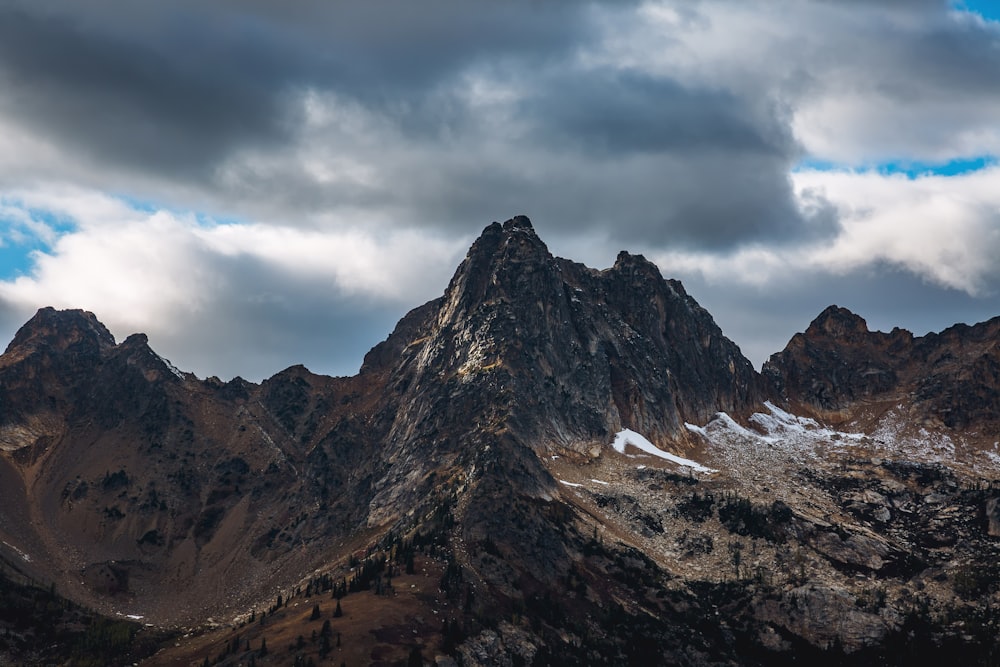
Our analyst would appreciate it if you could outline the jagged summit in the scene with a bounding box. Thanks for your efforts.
[3,306,115,361]
[502,213,534,231]
[366,218,764,464]
[804,304,871,339]
[766,303,1000,431]
[439,216,556,324]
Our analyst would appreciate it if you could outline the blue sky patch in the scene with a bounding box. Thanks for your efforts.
[0,206,77,281]
[114,193,244,229]
[954,1,1000,22]
[794,155,997,178]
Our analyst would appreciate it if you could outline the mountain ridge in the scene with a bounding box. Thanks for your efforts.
[1,216,999,665]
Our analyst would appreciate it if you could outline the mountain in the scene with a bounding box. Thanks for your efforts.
[0,217,998,666]
[764,305,1000,433]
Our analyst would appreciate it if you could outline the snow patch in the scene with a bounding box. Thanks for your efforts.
[686,402,864,450]
[685,403,868,488]
[156,353,186,380]
[612,429,716,473]
[558,479,583,488]
[2,541,30,563]
[753,401,865,443]
[590,479,610,485]
[871,406,956,462]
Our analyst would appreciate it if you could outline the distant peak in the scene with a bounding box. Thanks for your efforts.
[5,307,116,356]
[613,250,653,268]
[805,305,869,338]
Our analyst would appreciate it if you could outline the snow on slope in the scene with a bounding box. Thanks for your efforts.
[612,429,716,473]
[686,401,864,451]
[681,400,1000,492]
[685,402,866,489]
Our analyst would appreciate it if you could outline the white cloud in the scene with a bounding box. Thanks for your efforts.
[653,166,1000,295]
[0,187,467,378]
[796,167,1000,293]
[195,223,468,303]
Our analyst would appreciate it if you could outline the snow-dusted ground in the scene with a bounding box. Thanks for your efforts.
[612,429,716,473]
[685,402,868,490]
[870,406,956,461]
[1,540,31,563]
[684,400,1000,484]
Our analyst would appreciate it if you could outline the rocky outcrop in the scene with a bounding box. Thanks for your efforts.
[765,305,1000,432]
[371,216,762,457]
[762,306,912,410]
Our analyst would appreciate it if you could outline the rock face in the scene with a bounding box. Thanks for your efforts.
[1,217,999,665]
[764,305,1000,432]
[367,216,760,451]
[762,306,912,411]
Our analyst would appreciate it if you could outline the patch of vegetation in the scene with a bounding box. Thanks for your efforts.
[676,490,716,522]
[953,562,1000,600]
[101,469,129,491]
[0,564,168,665]
[718,495,792,542]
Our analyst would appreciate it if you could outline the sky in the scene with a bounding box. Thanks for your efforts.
[0,0,999,381]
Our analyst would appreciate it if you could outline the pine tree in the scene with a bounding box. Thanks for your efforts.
[259,636,268,657]
[310,603,321,620]
[333,600,343,617]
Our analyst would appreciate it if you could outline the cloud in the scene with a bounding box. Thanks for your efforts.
[0,0,999,379]
[0,188,468,380]
[0,0,818,250]
[651,165,1000,296]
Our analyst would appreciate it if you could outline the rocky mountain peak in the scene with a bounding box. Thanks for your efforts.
[435,216,556,326]
[1,307,116,367]
[370,217,763,467]
[805,305,870,340]
[611,249,657,273]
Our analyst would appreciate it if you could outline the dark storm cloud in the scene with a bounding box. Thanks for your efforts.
[1,0,997,263]
[0,1,603,177]
[0,0,818,252]
[523,71,793,158]
[393,150,815,251]
[0,6,303,176]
